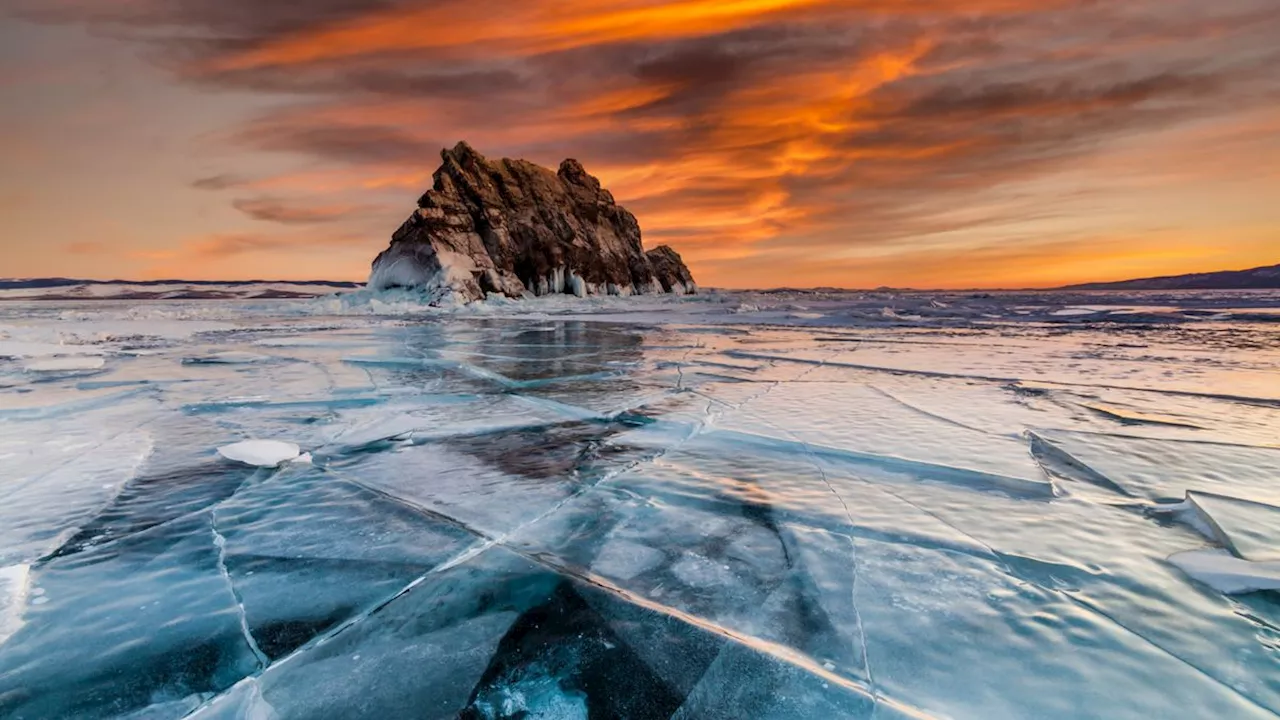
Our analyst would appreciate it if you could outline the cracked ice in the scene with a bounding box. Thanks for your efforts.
[1,288,1280,719]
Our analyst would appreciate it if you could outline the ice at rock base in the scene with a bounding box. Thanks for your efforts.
[1,287,1279,720]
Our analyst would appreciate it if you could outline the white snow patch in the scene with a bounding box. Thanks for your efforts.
[217,440,301,467]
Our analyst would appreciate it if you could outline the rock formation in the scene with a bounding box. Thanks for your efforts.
[369,142,697,301]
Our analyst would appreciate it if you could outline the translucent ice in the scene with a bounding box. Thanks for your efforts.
[4,292,1280,719]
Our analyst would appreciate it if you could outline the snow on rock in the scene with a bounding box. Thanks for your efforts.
[1167,549,1280,594]
[216,440,301,467]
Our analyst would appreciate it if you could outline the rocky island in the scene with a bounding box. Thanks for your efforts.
[369,142,696,301]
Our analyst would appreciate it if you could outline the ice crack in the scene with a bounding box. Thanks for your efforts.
[210,509,268,670]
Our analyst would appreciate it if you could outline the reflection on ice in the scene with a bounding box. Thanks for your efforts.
[2,295,1280,719]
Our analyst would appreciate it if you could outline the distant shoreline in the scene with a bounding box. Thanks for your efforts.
[5,261,1278,294]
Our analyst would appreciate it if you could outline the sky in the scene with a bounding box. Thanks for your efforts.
[1,0,1278,289]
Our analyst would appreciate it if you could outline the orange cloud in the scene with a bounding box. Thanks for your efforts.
[11,0,1276,285]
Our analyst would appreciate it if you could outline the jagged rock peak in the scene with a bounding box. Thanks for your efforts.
[369,143,696,302]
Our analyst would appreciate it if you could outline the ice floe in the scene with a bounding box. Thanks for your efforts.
[217,440,302,467]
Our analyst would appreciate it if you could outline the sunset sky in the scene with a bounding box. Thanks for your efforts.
[1,0,1278,288]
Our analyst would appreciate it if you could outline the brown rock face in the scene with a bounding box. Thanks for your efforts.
[369,142,697,301]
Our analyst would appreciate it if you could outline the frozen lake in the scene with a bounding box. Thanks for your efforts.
[1,289,1279,719]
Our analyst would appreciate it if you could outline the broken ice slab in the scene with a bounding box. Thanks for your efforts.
[193,545,874,720]
[858,474,1280,711]
[670,639,878,720]
[0,401,155,565]
[1166,549,1280,595]
[326,419,636,538]
[316,393,595,454]
[1069,387,1280,447]
[1161,491,1280,562]
[498,464,876,690]
[46,460,259,560]
[850,534,1278,719]
[706,381,1050,489]
[212,465,476,660]
[0,513,260,719]
[729,334,1280,405]
[1031,430,1280,504]
[616,422,1056,499]
[190,548,678,719]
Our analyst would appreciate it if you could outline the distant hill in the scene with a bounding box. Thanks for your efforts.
[1063,263,1280,291]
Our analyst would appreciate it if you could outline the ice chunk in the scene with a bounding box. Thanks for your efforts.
[213,466,476,659]
[0,514,260,718]
[849,535,1275,718]
[1167,549,1280,594]
[1031,431,1280,504]
[707,381,1049,489]
[48,461,258,559]
[217,440,302,467]
[0,421,153,565]
[1157,492,1280,562]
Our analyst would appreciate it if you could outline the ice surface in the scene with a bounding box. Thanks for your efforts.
[217,440,303,467]
[2,289,1279,719]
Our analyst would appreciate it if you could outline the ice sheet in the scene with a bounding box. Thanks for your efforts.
[2,290,1279,719]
